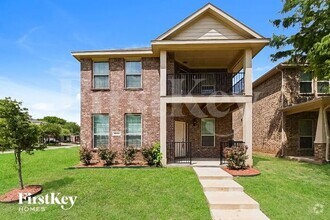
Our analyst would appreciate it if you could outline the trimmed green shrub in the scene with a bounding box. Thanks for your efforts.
[142,142,162,167]
[122,146,137,165]
[79,146,93,165]
[98,148,117,165]
[223,145,248,170]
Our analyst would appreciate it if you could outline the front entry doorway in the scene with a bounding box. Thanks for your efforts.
[174,121,187,157]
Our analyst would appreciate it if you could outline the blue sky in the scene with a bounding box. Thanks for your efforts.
[0,0,291,123]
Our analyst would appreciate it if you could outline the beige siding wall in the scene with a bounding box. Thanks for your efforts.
[169,14,244,40]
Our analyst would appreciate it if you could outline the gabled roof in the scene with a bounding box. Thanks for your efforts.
[155,3,265,41]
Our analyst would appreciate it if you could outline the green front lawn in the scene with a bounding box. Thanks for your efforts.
[236,153,330,220]
[0,148,210,220]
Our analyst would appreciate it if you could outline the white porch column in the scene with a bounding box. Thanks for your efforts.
[160,51,167,97]
[243,48,253,96]
[243,100,253,167]
[315,107,326,143]
[160,99,167,165]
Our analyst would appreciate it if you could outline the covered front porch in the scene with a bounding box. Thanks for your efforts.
[281,97,330,163]
[161,101,252,165]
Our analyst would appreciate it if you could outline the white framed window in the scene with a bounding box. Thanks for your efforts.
[299,119,314,149]
[201,118,215,147]
[125,114,142,147]
[299,72,313,94]
[317,75,330,94]
[125,61,142,88]
[93,114,109,148]
[93,62,109,89]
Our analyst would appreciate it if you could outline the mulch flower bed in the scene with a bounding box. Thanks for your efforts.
[0,185,43,203]
[71,160,149,169]
[223,167,261,177]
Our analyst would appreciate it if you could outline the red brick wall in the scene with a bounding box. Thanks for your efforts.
[166,104,233,159]
[80,58,160,153]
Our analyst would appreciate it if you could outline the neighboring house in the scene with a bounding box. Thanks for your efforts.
[72,3,269,166]
[233,62,330,163]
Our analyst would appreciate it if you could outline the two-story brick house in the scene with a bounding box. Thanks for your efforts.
[234,62,330,163]
[72,3,269,166]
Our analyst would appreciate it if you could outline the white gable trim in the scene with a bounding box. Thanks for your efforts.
[156,3,264,40]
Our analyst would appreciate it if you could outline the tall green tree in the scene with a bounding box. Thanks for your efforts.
[63,122,80,135]
[0,98,44,189]
[270,0,330,78]
[40,123,62,143]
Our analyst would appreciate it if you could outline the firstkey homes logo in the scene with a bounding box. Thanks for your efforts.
[18,192,77,212]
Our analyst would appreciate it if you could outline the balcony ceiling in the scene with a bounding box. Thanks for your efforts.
[174,49,242,70]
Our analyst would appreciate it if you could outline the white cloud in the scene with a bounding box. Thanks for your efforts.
[16,26,40,51]
[0,77,80,124]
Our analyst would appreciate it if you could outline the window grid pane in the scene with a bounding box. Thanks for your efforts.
[94,115,109,135]
[317,81,330,93]
[126,61,142,75]
[300,82,312,93]
[94,62,109,75]
[299,120,313,136]
[94,76,109,89]
[201,119,215,135]
[202,136,214,147]
[126,75,141,88]
[94,135,109,148]
[125,114,142,147]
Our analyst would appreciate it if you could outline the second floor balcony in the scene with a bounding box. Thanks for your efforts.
[167,72,244,96]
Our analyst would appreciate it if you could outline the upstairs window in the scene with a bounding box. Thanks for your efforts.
[317,75,330,94]
[201,118,215,147]
[93,62,109,89]
[299,72,313,94]
[125,114,142,148]
[93,114,109,148]
[125,61,142,88]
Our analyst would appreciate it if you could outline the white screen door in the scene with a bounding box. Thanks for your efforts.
[175,121,187,157]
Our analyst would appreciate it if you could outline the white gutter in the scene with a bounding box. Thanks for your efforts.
[323,104,330,162]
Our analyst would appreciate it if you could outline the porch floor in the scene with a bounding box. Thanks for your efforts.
[167,158,226,167]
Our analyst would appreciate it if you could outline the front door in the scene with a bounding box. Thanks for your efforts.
[175,121,187,157]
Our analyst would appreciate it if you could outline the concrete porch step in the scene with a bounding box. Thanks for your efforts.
[199,179,243,192]
[193,167,232,180]
[211,209,269,220]
[204,191,259,209]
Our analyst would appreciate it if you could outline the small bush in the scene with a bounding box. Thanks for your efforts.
[79,146,93,165]
[223,145,248,170]
[98,148,117,165]
[142,142,162,167]
[122,146,137,165]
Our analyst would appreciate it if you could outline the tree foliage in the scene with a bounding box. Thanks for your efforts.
[41,116,67,125]
[270,0,330,78]
[0,98,44,189]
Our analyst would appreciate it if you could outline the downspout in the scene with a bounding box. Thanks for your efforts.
[323,104,330,162]
[277,66,285,157]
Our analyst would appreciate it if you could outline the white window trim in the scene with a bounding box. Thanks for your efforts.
[92,114,109,149]
[298,119,314,149]
[125,60,142,89]
[93,61,109,89]
[125,114,142,148]
[299,72,313,95]
[201,118,215,147]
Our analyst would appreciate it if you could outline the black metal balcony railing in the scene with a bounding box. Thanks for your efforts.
[167,142,192,164]
[167,72,244,96]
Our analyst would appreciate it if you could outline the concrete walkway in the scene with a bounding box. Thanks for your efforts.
[193,167,269,220]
